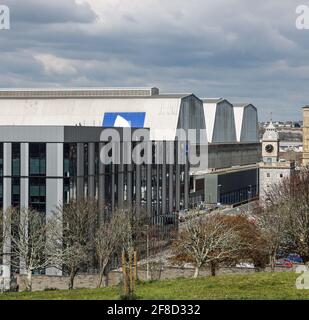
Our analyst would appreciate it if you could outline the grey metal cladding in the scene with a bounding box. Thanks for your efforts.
[0,126,152,143]
[63,127,150,142]
[0,126,64,142]
[0,87,160,98]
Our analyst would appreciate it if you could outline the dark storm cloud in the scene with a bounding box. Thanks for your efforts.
[0,0,308,120]
[2,0,97,24]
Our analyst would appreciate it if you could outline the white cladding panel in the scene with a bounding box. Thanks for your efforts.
[233,105,258,142]
[203,103,217,143]
[233,107,244,142]
[0,98,182,141]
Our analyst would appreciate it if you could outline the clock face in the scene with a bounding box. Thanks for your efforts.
[265,144,274,153]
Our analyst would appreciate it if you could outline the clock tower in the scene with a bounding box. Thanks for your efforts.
[259,121,295,203]
[261,121,279,163]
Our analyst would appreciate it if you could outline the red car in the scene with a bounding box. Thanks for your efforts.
[275,259,293,268]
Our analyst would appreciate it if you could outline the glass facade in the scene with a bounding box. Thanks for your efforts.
[0,140,184,219]
[0,129,188,275]
[63,143,77,204]
[0,143,3,208]
[29,143,46,213]
[0,143,3,267]
[12,143,21,207]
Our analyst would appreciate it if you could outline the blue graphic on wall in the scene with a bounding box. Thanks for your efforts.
[102,112,146,128]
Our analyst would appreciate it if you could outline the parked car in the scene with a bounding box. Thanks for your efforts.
[286,253,303,264]
[275,259,293,268]
[236,262,255,269]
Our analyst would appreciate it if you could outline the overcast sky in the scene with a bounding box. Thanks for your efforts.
[1,0,309,121]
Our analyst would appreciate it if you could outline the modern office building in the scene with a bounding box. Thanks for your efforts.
[0,88,205,141]
[0,125,189,218]
[0,87,207,214]
[0,125,190,284]
[0,88,261,208]
[0,87,261,285]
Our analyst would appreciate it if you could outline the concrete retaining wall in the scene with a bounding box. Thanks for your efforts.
[15,266,293,292]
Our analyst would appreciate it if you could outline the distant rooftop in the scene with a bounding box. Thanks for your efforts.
[0,87,198,100]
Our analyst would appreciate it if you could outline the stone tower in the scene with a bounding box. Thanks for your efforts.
[303,106,309,166]
[259,121,294,202]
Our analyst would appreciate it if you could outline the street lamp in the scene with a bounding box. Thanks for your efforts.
[217,184,222,206]
[145,224,150,280]
[247,185,252,213]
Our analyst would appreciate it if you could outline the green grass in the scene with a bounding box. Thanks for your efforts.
[1,272,309,300]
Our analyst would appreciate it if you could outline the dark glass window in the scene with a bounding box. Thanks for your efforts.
[12,143,21,176]
[29,143,46,212]
[0,182,3,205]
[12,178,20,207]
[12,144,21,207]
[29,143,46,176]
[64,143,77,204]
[0,143,3,177]
[29,177,46,212]
[0,143,3,207]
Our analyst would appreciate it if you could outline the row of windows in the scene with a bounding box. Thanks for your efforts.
[63,143,187,214]
[0,142,186,215]
[219,185,258,205]
[0,143,46,212]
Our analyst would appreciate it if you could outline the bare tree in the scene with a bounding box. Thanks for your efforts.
[262,170,309,264]
[285,171,309,263]
[255,202,287,271]
[222,215,268,272]
[9,208,57,291]
[173,212,244,278]
[0,210,3,265]
[117,208,148,297]
[94,210,129,288]
[53,200,99,290]
[0,208,13,277]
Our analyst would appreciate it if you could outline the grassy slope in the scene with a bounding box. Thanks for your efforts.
[1,272,309,300]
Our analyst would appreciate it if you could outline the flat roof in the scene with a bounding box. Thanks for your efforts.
[0,87,160,98]
[0,87,196,100]
[192,164,259,176]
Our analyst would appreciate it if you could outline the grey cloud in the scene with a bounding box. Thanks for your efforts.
[0,0,308,121]
[2,0,97,24]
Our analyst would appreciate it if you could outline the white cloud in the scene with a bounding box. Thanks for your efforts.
[34,54,77,75]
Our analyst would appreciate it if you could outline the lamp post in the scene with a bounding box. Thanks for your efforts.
[247,185,252,214]
[145,224,150,280]
[217,184,222,209]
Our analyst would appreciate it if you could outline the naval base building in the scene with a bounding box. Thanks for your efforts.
[0,87,260,280]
